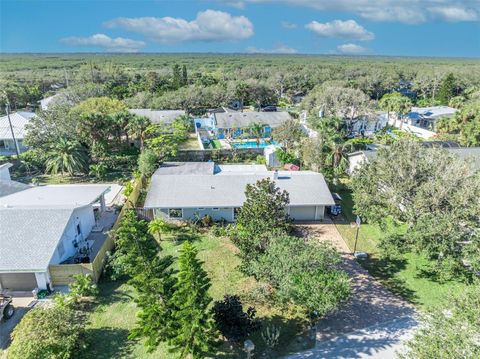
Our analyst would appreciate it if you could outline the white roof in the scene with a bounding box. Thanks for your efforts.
[40,94,61,110]
[0,184,110,208]
[129,109,186,124]
[145,164,334,208]
[0,111,35,140]
[409,106,457,120]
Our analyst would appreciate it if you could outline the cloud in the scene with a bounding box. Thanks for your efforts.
[218,1,480,24]
[306,20,374,41]
[336,43,369,55]
[429,6,478,22]
[281,20,297,29]
[246,44,298,53]
[105,10,254,43]
[61,33,146,52]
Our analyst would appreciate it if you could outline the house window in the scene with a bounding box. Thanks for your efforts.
[169,208,183,218]
[212,208,219,211]
[76,224,82,235]
[57,242,65,258]
[197,208,206,211]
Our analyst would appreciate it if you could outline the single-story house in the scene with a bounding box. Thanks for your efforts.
[0,111,35,155]
[194,108,292,140]
[403,106,457,131]
[0,181,110,292]
[129,109,186,125]
[347,144,480,174]
[144,162,335,222]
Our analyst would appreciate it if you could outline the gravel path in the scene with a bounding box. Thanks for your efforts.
[294,221,415,342]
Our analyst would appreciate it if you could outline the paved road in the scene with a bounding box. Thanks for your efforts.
[286,316,418,359]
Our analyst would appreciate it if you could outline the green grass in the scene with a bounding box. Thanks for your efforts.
[332,179,468,310]
[178,134,201,150]
[84,233,313,358]
[211,140,222,149]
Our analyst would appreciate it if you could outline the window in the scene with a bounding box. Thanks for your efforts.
[212,208,219,211]
[197,208,206,211]
[76,224,82,235]
[169,208,183,218]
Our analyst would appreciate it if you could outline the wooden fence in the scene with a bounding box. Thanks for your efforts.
[49,177,144,286]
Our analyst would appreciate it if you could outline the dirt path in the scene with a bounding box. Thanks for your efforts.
[295,220,415,342]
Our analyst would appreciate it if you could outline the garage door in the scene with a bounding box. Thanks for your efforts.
[0,273,37,291]
[289,206,317,221]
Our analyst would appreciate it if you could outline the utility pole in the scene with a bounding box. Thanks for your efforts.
[5,102,20,158]
[64,67,69,87]
[353,215,361,255]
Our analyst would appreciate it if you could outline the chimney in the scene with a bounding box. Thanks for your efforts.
[273,170,278,180]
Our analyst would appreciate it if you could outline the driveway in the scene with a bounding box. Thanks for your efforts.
[294,220,416,343]
[286,316,417,359]
[0,296,35,349]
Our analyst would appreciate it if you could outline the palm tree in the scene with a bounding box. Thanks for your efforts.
[325,140,353,185]
[249,122,265,147]
[148,218,172,242]
[127,115,151,151]
[45,138,89,176]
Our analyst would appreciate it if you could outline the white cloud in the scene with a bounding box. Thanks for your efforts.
[306,20,374,41]
[61,33,146,52]
[246,44,298,53]
[218,1,480,24]
[336,43,369,55]
[429,6,478,22]
[105,10,254,43]
[281,20,297,29]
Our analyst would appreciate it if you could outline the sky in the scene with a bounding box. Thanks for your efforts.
[1,0,479,57]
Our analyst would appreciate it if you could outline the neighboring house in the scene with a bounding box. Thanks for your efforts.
[346,113,389,137]
[194,108,292,140]
[0,111,35,155]
[0,182,110,291]
[347,143,480,174]
[128,109,186,125]
[144,162,335,222]
[388,106,457,139]
[39,94,62,110]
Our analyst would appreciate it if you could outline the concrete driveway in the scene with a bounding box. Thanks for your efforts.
[0,295,35,349]
[285,316,417,359]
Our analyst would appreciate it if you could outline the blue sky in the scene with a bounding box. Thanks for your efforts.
[1,0,479,57]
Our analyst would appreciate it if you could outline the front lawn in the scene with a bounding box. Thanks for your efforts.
[84,233,313,358]
[332,180,468,310]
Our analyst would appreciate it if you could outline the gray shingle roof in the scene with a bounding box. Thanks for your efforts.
[145,169,335,208]
[0,180,30,197]
[214,111,291,129]
[0,208,74,272]
[153,162,215,176]
[0,111,35,140]
[129,109,186,124]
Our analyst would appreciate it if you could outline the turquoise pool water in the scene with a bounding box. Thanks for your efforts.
[232,140,278,149]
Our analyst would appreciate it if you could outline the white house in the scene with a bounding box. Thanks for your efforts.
[128,109,186,125]
[0,111,35,155]
[0,183,110,291]
[144,162,335,222]
[347,144,480,174]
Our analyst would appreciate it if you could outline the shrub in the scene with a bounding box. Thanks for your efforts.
[212,295,260,343]
[137,149,158,177]
[8,305,87,359]
[123,181,134,197]
[69,274,98,300]
[89,163,107,180]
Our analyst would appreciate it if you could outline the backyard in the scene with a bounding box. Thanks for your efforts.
[332,181,469,309]
[84,232,314,358]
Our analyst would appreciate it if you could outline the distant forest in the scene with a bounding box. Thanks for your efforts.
[1,54,480,113]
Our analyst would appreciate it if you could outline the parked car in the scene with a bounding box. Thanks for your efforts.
[261,105,277,112]
[329,192,342,216]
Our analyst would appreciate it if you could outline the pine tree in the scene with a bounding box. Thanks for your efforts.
[112,210,177,350]
[169,242,217,358]
[437,73,456,105]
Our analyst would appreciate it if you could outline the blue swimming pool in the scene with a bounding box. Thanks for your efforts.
[232,140,278,149]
